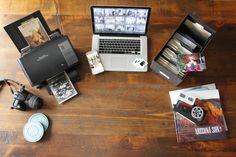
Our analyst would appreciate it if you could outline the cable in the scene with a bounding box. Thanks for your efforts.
[0,79,4,91]
[5,78,24,87]
[53,0,64,34]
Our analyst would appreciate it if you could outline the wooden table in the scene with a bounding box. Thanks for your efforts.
[0,0,236,157]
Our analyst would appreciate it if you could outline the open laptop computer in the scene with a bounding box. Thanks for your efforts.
[91,6,151,72]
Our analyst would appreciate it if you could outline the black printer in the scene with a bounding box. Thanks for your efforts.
[4,10,80,88]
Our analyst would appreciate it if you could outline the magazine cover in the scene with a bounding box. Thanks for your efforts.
[169,84,228,143]
[175,98,227,143]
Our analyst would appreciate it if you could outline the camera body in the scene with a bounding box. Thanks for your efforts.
[12,87,43,111]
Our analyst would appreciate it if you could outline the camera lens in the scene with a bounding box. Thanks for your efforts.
[28,95,43,109]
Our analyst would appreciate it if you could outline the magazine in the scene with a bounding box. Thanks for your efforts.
[169,84,228,143]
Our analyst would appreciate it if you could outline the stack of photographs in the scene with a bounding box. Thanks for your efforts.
[18,17,50,48]
[156,18,212,79]
[47,72,78,104]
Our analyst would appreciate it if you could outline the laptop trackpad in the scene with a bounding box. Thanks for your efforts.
[111,57,126,69]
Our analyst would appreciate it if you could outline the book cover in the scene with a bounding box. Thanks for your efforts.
[175,98,227,143]
[169,84,228,143]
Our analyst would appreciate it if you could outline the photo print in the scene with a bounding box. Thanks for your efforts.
[105,24,115,32]
[126,9,136,16]
[94,8,104,16]
[126,17,136,25]
[136,17,147,25]
[48,72,77,104]
[105,8,116,16]
[95,24,105,32]
[87,53,102,69]
[115,17,125,25]
[115,25,125,32]
[136,9,148,17]
[18,17,50,48]
[94,16,104,23]
[115,8,126,16]
[135,25,146,32]
[104,16,115,24]
[86,50,104,75]
[126,25,135,32]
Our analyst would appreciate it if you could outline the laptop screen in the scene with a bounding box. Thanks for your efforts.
[91,6,151,35]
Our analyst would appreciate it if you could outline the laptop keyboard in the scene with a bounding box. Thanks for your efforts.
[99,39,141,55]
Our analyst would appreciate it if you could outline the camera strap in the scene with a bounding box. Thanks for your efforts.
[5,80,14,94]
[0,78,24,95]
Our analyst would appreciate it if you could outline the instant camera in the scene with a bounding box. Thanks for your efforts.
[4,10,80,90]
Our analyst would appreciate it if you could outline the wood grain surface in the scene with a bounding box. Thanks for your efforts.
[0,0,236,157]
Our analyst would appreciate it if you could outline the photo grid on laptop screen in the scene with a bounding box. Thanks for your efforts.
[92,7,150,34]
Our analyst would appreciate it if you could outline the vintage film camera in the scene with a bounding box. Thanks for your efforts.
[173,93,205,125]
[12,85,43,111]
[0,79,43,111]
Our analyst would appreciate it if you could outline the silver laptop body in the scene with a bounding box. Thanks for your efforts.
[91,6,151,72]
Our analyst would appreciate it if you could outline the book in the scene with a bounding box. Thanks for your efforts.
[169,84,228,143]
